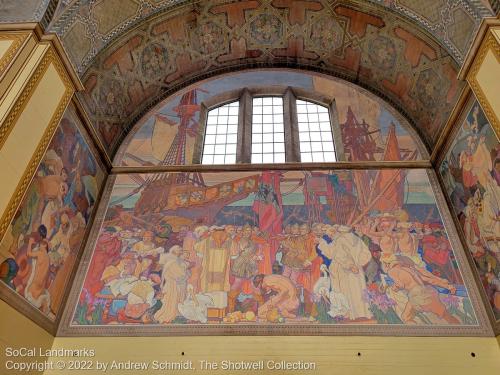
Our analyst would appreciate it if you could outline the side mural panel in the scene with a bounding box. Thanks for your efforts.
[118,70,423,167]
[439,100,500,320]
[71,168,478,330]
[0,105,106,320]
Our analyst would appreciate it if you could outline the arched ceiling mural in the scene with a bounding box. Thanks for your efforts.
[48,0,494,71]
[56,0,490,155]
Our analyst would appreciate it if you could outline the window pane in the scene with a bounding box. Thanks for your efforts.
[205,135,216,144]
[300,142,311,152]
[252,154,262,163]
[310,132,322,142]
[263,133,273,143]
[228,106,239,116]
[217,125,227,134]
[218,106,229,115]
[252,143,262,153]
[312,152,324,162]
[204,144,215,154]
[251,96,286,163]
[319,113,330,122]
[207,116,218,125]
[274,143,285,153]
[297,100,336,163]
[202,154,213,164]
[302,153,312,162]
[320,131,333,142]
[262,97,274,106]
[309,122,320,132]
[262,105,273,115]
[262,114,273,123]
[324,152,337,162]
[202,101,240,165]
[213,154,225,164]
[262,153,274,163]
[216,134,226,144]
[275,153,285,163]
[311,142,322,151]
[319,122,331,131]
[274,133,284,142]
[225,154,236,164]
[214,144,225,154]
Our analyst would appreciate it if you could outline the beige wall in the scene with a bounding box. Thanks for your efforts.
[0,29,74,248]
[42,336,500,375]
[466,25,500,137]
[0,300,54,375]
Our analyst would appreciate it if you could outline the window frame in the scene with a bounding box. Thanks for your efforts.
[194,86,344,164]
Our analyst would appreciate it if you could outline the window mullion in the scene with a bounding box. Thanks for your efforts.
[237,89,252,163]
[329,99,345,161]
[284,88,300,162]
[194,103,208,164]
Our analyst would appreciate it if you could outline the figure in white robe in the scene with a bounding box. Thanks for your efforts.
[178,285,214,323]
[313,264,349,318]
[154,246,188,323]
[318,227,373,320]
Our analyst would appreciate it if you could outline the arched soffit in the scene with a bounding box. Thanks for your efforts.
[115,69,429,167]
[0,0,59,28]
[50,0,493,71]
[72,0,478,155]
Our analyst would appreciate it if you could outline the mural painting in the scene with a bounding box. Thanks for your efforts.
[72,167,477,327]
[0,106,106,320]
[118,70,422,167]
[73,0,466,153]
[439,100,500,320]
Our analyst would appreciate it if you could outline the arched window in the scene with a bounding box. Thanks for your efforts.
[251,97,285,163]
[296,100,336,162]
[200,91,338,164]
[201,101,239,165]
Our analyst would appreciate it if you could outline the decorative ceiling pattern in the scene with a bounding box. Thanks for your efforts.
[0,0,59,28]
[48,0,493,74]
[73,0,470,154]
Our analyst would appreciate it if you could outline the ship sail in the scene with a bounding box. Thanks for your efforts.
[151,114,178,162]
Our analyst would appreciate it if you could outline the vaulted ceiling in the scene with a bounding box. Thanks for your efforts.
[48,0,494,71]
[1,0,496,156]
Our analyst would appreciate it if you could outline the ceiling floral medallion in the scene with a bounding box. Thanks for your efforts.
[414,68,445,108]
[250,14,284,45]
[309,16,345,53]
[368,35,398,70]
[98,77,129,117]
[141,43,169,80]
[189,21,227,55]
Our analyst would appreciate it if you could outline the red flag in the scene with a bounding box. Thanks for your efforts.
[252,171,283,234]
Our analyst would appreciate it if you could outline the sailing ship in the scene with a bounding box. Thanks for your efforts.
[117,100,413,228]
[117,89,260,224]
[304,106,417,225]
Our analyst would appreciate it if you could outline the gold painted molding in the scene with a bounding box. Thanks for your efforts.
[0,48,57,149]
[466,31,500,138]
[459,17,500,80]
[0,47,74,243]
[431,85,470,165]
[0,32,29,76]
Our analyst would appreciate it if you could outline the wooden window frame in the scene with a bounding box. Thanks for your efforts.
[194,86,343,165]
